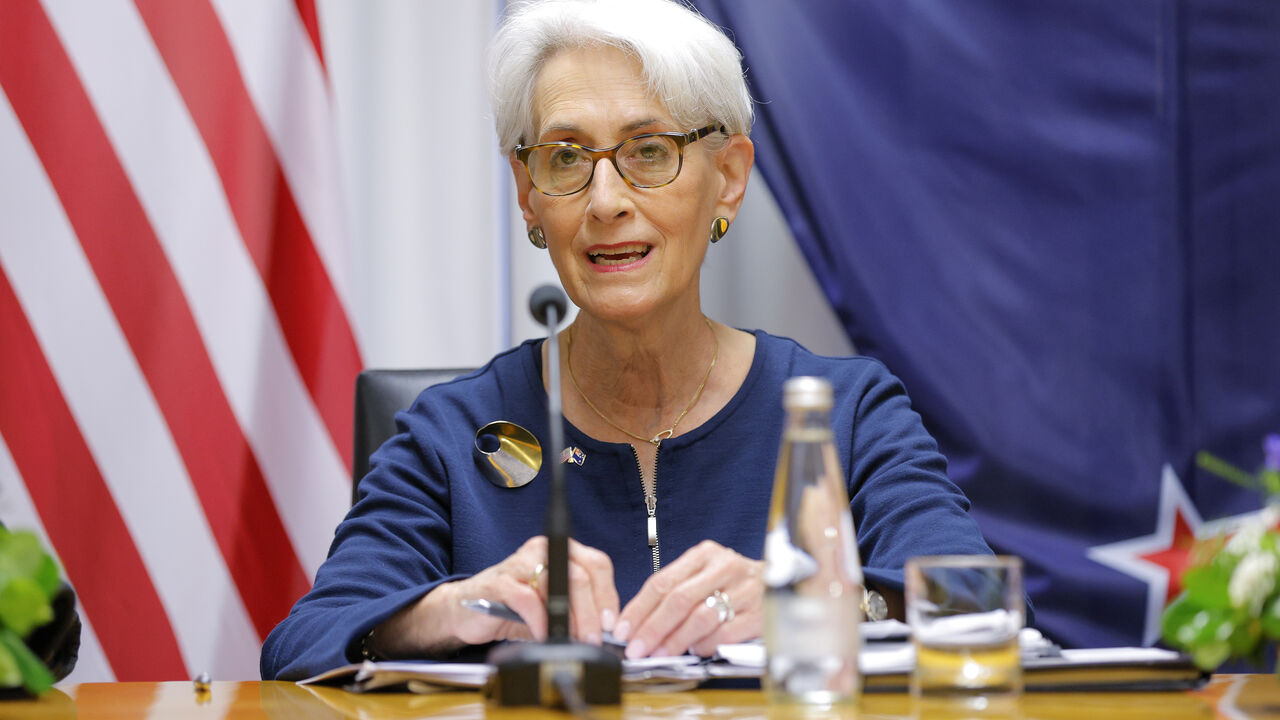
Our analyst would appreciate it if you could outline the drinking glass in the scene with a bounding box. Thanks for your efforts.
[906,556,1023,712]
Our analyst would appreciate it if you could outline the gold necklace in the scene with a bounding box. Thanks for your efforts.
[566,318,719,446]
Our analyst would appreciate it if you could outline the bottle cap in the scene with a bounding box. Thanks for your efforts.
[783,376,833,410]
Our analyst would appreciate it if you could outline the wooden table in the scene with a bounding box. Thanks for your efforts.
[3,676,1275,718]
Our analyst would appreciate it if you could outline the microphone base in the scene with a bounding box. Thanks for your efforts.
[485,641,623,707]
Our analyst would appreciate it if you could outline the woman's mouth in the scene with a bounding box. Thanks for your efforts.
[587,243,652,266]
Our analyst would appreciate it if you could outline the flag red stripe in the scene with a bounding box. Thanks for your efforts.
[0,264,186,680]
[0,0,310,639]
[135,0,360,467]
[293,0,326,75]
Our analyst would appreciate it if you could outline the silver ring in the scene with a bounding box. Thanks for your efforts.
[704,589,734,624]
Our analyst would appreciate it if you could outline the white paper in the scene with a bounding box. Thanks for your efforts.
[863,619,911,640]
[1057,647,1182,664]
[621,654,702,671]
[357,660,491,685]
[713,640,765,668]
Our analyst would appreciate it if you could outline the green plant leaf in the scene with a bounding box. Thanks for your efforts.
[1261,597,1280,638]
[0,577,53,638]
[0,530,59,600]
[1191,641,1232,671]
[1182,565,1232,608]
[0,642,20,689]
[1197,451,1259,489]
[1210,546,1244,572]
[1161,598,1240,671]
[1161,594,1201,647]
[1263,470,1280,497]
[1191,608,1236,646]
[0,628,53,695]
[31,555,58,600]
[1228,615,1262,656]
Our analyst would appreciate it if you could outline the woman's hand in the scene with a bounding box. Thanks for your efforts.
[374,536,619,657]
[613,540,763,659]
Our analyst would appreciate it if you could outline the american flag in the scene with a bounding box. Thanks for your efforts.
[0,0,357,681]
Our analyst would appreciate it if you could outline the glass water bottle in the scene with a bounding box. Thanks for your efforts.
[763,376,863,704]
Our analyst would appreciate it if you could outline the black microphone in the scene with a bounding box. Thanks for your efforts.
[529,284,568,328]
[485,285,622,708]
[530,284,570,642]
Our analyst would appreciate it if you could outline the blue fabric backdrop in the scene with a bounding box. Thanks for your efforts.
[694,0,1280,649]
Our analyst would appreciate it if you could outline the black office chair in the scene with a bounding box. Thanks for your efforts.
[351,368,472,504]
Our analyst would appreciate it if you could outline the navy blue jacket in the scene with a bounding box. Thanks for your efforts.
[261,331,992,680]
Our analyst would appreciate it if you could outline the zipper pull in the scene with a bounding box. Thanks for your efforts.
[645,494,657,547]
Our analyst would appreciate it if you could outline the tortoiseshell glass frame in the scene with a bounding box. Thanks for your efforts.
[514,124,724,196]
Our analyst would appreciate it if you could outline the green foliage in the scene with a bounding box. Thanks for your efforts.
[1264,469,1280,497]
[1261,597,1280,637]
[1162,533,1280,671]
[1196,451,1259,490]
[0,528,61,695]
[1181,565,1232,608]
[1163,441,1280,673]
[0,630,52,695]
[1162,591,1250,671]
[0,578,53,639]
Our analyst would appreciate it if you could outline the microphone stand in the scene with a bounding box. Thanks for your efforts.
[485,285,622,708]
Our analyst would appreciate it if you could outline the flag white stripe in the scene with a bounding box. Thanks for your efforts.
[211,0,359,337]
[0,86,259,679]
[0,434,115,684]
[43,0,351,578]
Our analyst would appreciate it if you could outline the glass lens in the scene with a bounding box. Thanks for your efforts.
[528,145,593,195]
[617,135,680,187]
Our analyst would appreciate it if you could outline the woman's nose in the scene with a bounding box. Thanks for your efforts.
[585,157,630,220]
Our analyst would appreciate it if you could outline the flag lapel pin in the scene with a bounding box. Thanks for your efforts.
[560,446,586,466]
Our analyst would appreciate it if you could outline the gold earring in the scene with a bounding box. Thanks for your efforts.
[528,227,547,249]
[710,217,730,243]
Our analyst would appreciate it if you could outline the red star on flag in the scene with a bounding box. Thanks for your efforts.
[1136,508,1199,605]
[1089,465,1262,645]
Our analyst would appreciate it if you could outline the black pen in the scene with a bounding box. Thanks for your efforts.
[459,598,626,648]
[459,598,524,623]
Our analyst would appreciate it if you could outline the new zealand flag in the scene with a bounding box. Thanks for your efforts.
[694,0,1280,648]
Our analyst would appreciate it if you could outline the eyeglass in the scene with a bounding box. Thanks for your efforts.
[515,124,724,196]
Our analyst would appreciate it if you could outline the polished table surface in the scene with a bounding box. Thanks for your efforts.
[4,676,1277,719]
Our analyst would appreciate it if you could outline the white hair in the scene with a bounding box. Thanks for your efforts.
[489,0,754,153]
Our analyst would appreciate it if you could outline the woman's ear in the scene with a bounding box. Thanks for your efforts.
[509,154,539,224]
[712,135,755,224]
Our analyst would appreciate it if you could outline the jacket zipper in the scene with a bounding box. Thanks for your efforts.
[631,444,661,573]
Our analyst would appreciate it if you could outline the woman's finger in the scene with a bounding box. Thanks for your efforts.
[448,572,539,646]
[657,563,763,657]
[689,611,756,657]
[450,535,621,647]
[515,535,549,566]
[493,571,547,641]
[450,536,550,644]
[570,539,619,634]
[618,541,738,657]
[566,560,600,642]
[615,540,711,642]
[641,556,743,656]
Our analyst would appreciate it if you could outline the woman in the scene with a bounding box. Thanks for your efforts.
[261,0,992,680]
